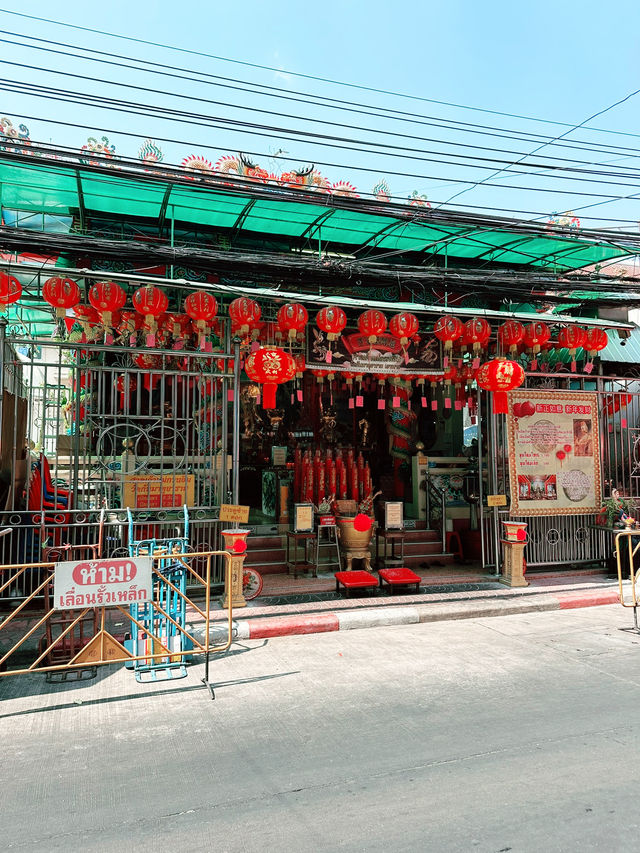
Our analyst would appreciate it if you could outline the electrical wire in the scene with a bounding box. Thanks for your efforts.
[4,7,640,146]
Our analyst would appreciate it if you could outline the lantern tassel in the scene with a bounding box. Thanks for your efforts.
[263,383,277,409]
[493,391,508,414]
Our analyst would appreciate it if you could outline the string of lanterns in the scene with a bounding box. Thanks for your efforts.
[2,275,614,412]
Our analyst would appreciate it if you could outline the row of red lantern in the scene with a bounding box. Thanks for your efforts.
[437,316,609,359]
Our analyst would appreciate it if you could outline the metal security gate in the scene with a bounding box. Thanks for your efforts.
[480,374,640,571]
[0,326,240,600]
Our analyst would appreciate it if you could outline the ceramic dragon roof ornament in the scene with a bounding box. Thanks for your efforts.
[80,136,116,166]
[0,117,31,153]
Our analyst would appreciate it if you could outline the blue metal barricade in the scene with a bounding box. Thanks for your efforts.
[125,506,193,682]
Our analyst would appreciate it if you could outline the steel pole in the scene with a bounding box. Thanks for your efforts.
[231,338,241,505]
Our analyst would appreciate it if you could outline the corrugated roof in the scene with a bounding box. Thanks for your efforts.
[0,156,635,273]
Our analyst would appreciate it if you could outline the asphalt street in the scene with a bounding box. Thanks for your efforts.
[2,605,640,852]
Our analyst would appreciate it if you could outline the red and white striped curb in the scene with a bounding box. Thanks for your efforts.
[201,588,622,642]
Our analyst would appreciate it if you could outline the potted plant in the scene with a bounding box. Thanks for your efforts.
[597,491,637,528]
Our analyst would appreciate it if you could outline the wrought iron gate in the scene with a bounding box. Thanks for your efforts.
[0,326,240,600]
[480,374,640,571]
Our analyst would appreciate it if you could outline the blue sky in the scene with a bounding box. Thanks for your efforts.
[1,1,640,226]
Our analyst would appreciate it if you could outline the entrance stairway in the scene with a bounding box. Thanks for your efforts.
[244,524,456,576]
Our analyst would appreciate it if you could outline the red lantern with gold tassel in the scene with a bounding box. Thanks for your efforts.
[42,276,80,319]
[585,327,608,357]
[476,358,525,414]
[244,347,295,409]
[229,297,261,337]
[434,316,463,362]
[132,284,168,346]
[523,321,551,355]
[276,302,308,342]
[184,290,218,349]
[88,280,127,341]
[463,318,491,356]
[358,309,387,345]
[316,306,346,341]
[498,320,525,355]
[389,311,419,346]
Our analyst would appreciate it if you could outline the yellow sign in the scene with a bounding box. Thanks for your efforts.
[219,504,250,524]
[72,631,132,664]
[123,475,195,509]
[487,494,508,507]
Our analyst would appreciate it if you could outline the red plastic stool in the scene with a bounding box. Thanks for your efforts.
[446,531,464,560]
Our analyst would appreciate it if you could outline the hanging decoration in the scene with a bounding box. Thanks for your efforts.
[244,347,296,409]
[276,302,308,343]
[389,312,419,361]
[132,284,168,347]
[184,290,218,350]
[434,316,463,362]
[558,326,587,372]
[585,327,608,358]
[497,320,525,355]
[72,304,100,341]
[42,276,80,320]
[522,321,551,355]
[358,309,387,346]
[476,358,525,414]
[229,297,261,338]
[463,318,491,363]
[316,306,347,341]
[88,280,127,341]
[0,271,22,311]
[118,310,143,345]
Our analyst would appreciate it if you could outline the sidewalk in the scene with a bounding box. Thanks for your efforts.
[193,568,626,642]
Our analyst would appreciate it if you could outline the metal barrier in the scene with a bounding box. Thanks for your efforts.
[616,529,640,631]
[0,549,234,699]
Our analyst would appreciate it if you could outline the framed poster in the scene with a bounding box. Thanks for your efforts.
[384,501,404,530]
[293,503,315,533]
[507,390,602,516]
[123,475,195,509]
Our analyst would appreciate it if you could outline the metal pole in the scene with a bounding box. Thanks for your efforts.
[476,387,486,571]
[489,400,501,577]
[231,338,241,505]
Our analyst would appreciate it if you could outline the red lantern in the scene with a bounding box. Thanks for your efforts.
[389,311,419,346]
[244,347,296,408]
[0,272,22,311]
[463,318,491,355]
[358,309,387,345]
[72,304,99,339]
[294,353,306,378]
[184,291,218,329]
[42,276,80,319]
[497,320,525,355]
[434,316,463,352]
[316,306,347,341]
[523,321,551,354]
[476,358,525,414]
[88,280,127,330]
[557,326,587,357]
[585,327,608,357]
[229,297,261,337]
[277,302,308,341]
[132,284,168,344]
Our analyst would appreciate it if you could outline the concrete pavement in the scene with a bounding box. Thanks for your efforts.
[2,605,640,851]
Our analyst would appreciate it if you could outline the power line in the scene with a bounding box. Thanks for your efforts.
[4,6,640,146]
[5,78,640,204]
[2,29,640,167]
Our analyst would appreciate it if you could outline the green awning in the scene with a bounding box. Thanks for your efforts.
[0,156,634,272]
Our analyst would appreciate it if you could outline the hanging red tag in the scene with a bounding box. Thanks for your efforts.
[570,359,577,372]
[472,357,480,369]
[531,358,538,370]
[227,390,234,402]
[421,396,427,408]
[146,333,156,348]
[443,355,449,368]
[392,395,400,408]
[348,398,354,409]
[454,400,462,411]
[356,395,364,407]
[584,361,594,374]
[444,397,452,409]
[326,350,332,364]
[129,334,137,346]
[297,389,303,402]
[622,418,628,428]
[377,399,385,410]
[407,400,411,409]
[431,400,438,411]
[291,393,295,404]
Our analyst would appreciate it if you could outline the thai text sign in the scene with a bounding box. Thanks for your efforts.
[507,390,601,516]
[219,503,250,524]
[308,328,440,374]
[53,557,153,610]
[123,475,195,509]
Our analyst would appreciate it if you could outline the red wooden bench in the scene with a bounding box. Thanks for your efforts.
[335,570,378,597]
[378,567,421,594]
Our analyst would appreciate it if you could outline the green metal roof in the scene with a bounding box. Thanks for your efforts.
[0,156,634,272]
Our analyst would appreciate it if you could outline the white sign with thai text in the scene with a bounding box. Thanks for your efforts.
[53,557,153,610]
